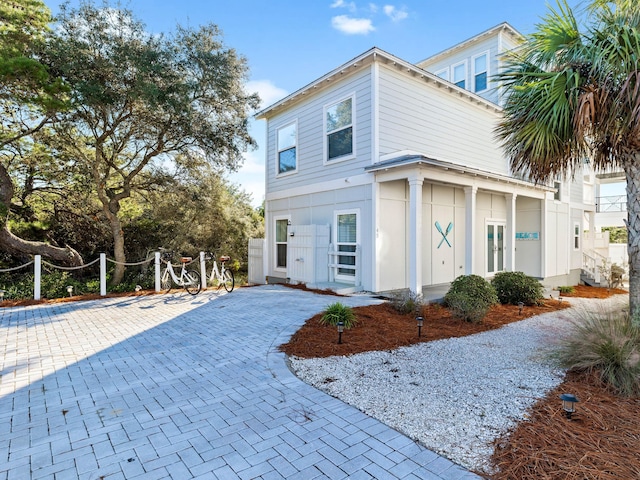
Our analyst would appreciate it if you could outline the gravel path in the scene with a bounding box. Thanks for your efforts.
[289,295,629,473]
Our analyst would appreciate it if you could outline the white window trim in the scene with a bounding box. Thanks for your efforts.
[323,93,356,165]
[274,215,290,273]
[452,60,467,89]
[472,50,489,93]
[435,68,449,81]
[573,222,581,251]
[275,120,298,177]
[333,208,360,283]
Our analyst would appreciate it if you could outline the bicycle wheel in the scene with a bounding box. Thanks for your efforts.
[161,271,172,292]
[222,269,234,293]
[184,270,202,295]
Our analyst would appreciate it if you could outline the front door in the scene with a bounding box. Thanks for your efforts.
[487,222,505,275]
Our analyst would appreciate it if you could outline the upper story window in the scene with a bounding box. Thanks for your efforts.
[473,53,488,92]
[277,122,297,175]
[452,61,466,89]
[325,96,354,162]
[435,69,449,81]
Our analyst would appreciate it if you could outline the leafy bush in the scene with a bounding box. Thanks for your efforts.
[444,275,498,323]
[558,285,575,295]
[555,307,640,396]
[491,271,543,305]
[319,302,357,328]
[390,291,423,314]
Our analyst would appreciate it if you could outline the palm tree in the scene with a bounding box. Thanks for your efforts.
[497,0,640,321]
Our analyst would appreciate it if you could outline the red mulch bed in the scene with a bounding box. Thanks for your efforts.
[279,285,637,479]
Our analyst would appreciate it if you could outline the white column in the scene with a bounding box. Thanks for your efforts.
[541,197,548,278]
[505,193,517,272]
[34,255,41,300]
[464,186,477,275]
[100,253,107,296]
[155,251,161,292]
[200,252,207,290]
[409,177,424,295]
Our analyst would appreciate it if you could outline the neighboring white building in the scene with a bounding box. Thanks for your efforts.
[253,23,596,295]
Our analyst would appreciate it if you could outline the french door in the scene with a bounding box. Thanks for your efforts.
[486,222,505,275]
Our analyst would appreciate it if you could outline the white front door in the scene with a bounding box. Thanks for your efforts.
[487,222,505,275]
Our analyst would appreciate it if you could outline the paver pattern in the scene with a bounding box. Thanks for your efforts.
[0,285,480,479]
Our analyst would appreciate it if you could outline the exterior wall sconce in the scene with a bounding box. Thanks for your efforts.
[560,393,579,419]
[416,316,424,337]
[337,321,344,344]
[289,231,295,237]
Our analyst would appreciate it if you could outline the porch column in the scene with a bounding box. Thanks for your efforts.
[409,177,424,295]
[505,193,517,271]
[464,186,477,275]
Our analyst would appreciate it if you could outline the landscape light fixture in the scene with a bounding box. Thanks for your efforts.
[559,393,579,419]
[66,285,73,297]
[135,285,142,292]
[0,290,4,302]
[518,302,524,315]
[416,316,424,337]
[337,321,344,344]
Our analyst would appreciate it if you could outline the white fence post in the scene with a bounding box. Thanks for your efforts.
[155,252,161,292]
[200,252,207,290]
[100,253,107,296]
[34,255,41,300]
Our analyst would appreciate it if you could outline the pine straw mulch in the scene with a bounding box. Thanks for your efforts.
[279,284,637,479]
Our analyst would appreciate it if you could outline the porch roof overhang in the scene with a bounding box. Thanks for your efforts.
[364,154,554,194]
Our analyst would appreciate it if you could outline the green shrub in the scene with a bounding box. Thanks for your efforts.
[491,271,543,306]
[558,285,575,295]
[319,302,357,328]
[555,307,640,396]
[444,275,498,323]
[390,291,423,314]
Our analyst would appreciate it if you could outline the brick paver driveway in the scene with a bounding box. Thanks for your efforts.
[0,285,479,479]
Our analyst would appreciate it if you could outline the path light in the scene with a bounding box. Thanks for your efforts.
[135,285,142,292]
[518,302,524,315]
[560,393,579,419]
[416,316,424,337]
[66,285,73,297]
[337,321,344,344]
[0,290,4,302]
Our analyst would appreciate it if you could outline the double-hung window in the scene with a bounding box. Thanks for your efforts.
[452,62,466,89]
[325,96,354,162]
[277,122,297,174]
[473,53,488,92]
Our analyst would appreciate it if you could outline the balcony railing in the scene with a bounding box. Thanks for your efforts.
[596,195,626,213]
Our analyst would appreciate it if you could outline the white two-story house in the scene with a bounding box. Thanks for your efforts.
[254,23,595,295]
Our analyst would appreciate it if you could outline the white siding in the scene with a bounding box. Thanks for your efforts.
[377,65,507,175]
[265,68,373,195]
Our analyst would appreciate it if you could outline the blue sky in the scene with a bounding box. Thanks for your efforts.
[45,0,591,206]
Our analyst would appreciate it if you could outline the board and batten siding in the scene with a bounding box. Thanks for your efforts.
[265,67,373,195]
[377,65,507,175]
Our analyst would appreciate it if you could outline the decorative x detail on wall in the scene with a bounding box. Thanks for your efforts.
[435,221,453,248]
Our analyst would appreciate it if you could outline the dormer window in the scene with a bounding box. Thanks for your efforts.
[474,52,488,92]
[453,62,466,89]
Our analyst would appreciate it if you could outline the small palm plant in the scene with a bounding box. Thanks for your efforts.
[319,302,357,328]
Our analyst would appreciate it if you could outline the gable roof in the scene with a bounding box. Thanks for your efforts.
[255,47,501,121]
[415,22,523,68]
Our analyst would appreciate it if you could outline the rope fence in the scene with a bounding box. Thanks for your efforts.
[0,251,213,300]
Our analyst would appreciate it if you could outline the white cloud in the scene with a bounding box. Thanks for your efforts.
[330,0,356,11]
[383,5,408,22]
[331,15,375,35]
[245,80,288,109]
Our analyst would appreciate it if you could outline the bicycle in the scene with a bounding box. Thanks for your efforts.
[160,250,202,295]
[205,252,234,292]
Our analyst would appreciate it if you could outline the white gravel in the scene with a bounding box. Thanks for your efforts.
[289,295,629,473]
